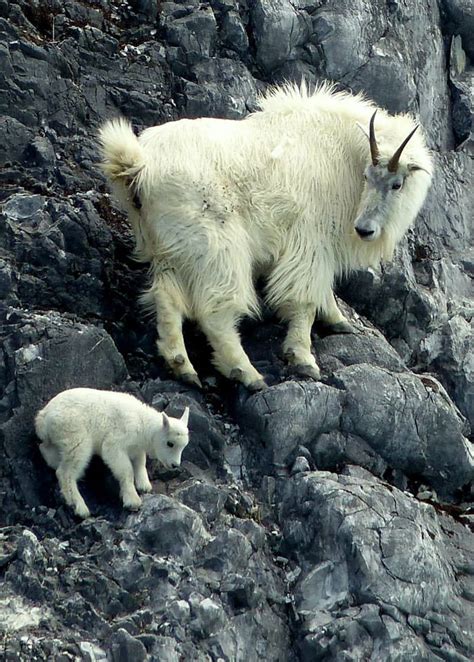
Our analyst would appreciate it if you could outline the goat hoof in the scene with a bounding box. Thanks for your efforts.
[124,497,142,511]
[247,379,267,392]
[137,482,153,494]
[290,364,321,381]
[181,373,203,389]
[172,354,186,366]
[74,505,91,519]
[230,368,245,382]
[283,348,296,361]
[323,321,357,335]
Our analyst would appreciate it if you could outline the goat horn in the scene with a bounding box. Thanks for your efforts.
[387,125,419,172]
[369,111,380,166]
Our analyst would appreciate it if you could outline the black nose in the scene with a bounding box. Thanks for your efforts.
[171,463,179,469]
[356,227,375,238]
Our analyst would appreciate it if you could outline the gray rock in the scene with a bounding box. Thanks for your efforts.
[176,481,228,522]
[220,10,249,56]
[311,431,388,478]
[447,32,474,150]
[221,573,258,610]
[0,116,33,166]
[316,328,407,374]
[441,0,474,61]
[126,494,210,562]
[0,192,115,316]
[25,135,56,168]
[419,315,474,427]
[164,7,218,58]
[291,456,311,475]
[310,2,384,80]
[141,635,181,662]
[193,597,225,637]
[334,363,473,496]
[168,599,191,622]
[184,57,258,118]
[250,0,311,74]
[236,380,343,467]
[280,470,474,660]
[108,628,147,662]
[78,641,107,662]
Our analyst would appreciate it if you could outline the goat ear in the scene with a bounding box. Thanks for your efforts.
[408,163,431,175]
[181,406,190,426]
[162,412,170,431]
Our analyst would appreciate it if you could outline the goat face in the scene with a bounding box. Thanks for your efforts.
[354,164,406,241]
[354,112,420,242]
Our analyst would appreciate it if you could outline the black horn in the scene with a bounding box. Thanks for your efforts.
[369,111,380,166]
[387,125,419,173]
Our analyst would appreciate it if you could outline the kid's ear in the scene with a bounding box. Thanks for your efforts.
[162,412,170,431]
[181,406,190,426]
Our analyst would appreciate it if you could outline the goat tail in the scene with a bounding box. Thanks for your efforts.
[35,408,61,469]
[98,118,145,183]
[34,408,48,443]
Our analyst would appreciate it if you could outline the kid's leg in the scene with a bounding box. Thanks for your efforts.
[133,452,152,493]
[102,444,142,511]
[56,440,92,519]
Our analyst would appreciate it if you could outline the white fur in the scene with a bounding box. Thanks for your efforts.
[99,82,433,388]
[35,388,190,518]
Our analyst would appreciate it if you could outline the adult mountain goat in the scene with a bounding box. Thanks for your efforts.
[99,83,433,390]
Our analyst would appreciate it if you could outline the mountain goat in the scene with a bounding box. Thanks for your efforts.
[35,388,190,518]
[99,82,433,390]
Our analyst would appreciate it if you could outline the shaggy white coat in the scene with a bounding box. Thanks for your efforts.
[99,82,433,388]
[35,388,190,518]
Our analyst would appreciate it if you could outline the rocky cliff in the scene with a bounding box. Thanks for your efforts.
[0,1,473,660]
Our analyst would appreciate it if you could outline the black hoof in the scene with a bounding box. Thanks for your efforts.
[230,368,245,382]
[289,364,321,380]
[172,354,186,366]
[181,373,203,389]
[283,348,296,361]
[247,379,268,392]
[322,321,357,335]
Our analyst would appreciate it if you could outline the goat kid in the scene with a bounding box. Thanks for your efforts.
[35,388,190,518]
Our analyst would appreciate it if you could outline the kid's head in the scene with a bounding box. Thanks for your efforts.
[154,407,190,469]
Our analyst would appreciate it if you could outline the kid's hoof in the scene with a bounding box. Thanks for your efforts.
[181,373,203,389]
[323,321,357,334]
[290,364,321,381]
[247,379,267,392]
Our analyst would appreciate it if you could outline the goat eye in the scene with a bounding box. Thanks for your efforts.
[392,182,402,190]
[167,441,174,448]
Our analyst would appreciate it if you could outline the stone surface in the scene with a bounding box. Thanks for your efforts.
[280,469,474,660]
[440,0,474,61]
[0,479,292,660]
[0,1,472,660]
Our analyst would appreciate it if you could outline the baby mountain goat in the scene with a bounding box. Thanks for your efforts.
[35,388,190,518]
[99,83,433,390]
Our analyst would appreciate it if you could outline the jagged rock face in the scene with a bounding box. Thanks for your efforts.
[0,1,472,660]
